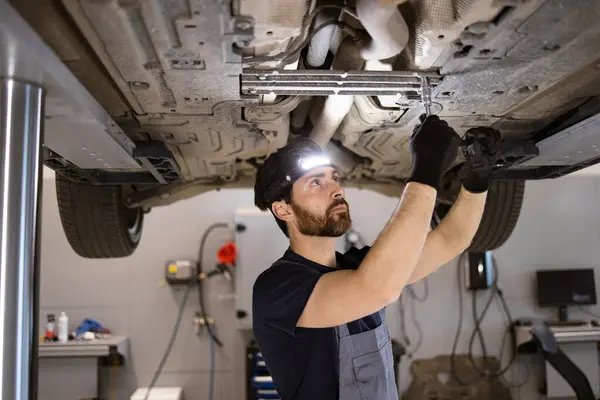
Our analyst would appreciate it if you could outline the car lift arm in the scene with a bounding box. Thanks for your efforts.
[530,323,596,400]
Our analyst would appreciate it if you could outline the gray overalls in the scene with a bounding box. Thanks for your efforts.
[338,309,398,400]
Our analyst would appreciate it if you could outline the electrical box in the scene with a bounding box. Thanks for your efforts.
[234,208,289,330]
[466,251,494,290]
[165,260,197,285]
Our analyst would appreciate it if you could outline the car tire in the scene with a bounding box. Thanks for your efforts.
[56,175,144,258]
[434,180,525,252]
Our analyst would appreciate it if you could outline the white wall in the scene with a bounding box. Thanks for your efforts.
[37,175,600,399]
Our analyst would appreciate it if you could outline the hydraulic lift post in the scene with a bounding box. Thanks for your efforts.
[2,3,146,396]
[0,78,44,400]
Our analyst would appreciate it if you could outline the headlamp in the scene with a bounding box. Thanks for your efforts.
[285,154,332,182]
[255,143,333,211]
[299,155,331,171]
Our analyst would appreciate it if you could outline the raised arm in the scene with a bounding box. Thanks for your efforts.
[406,188,486,284]
[407,126,503,284]
[297,116,461,328]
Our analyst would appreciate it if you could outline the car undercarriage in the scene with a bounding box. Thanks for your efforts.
[5,0,600,258]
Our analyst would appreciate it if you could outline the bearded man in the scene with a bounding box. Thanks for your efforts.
[251,116,500,400]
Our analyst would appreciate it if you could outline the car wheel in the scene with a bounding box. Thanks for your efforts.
[55,174,144,258]
[433,180,525,252]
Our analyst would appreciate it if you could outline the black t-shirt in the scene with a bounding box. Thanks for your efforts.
[252,246,381,400]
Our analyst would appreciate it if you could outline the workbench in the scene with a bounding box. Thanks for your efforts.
[39,336,129,399]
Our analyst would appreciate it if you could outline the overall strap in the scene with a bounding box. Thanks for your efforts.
[338,322,351,338]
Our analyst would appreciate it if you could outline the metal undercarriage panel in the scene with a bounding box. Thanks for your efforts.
[130,96,301,180]
[64,0,252,115]
[338,0,600,178]
[403,0,505,70]
[0,2,141,171]
[14,0,600,186]
[55,0,309,180]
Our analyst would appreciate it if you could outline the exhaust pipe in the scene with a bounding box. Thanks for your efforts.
[356,0,409,61]
[308,37,364,148]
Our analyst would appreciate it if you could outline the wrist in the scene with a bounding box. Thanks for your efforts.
[407,162,443,190]
[400,182,438,218]
[462,170,491,193]
[404,181,438,198]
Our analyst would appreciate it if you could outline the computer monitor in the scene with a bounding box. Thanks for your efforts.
[536,268,597,322]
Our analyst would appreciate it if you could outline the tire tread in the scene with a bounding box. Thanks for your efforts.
[468,180,525,251]
[433,180,525,251]
[55,175,142,258]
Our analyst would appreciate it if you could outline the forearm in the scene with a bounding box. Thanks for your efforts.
[436,186,487,252]
[357,182,437,303]
[404,186,487,285]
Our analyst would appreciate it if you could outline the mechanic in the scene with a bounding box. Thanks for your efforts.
[252,115,501,400]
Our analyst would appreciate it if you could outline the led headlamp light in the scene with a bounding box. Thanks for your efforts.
[285,155,332,182]
[259,153,332,208]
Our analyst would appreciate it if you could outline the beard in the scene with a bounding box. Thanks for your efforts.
[290,198,352,237]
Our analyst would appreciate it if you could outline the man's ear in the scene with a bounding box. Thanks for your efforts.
[271,200,293,222]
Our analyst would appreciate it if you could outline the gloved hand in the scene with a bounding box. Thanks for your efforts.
[407,115,461,190]
[461,126,502,193]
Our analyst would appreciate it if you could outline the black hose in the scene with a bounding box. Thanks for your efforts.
[143,222,233,399]
[143,278,197,400]
[407,278,428,303]
[452,253,528,386]
[197,222,229,348]
[450,253,467,384]
[408,291,424,354]
[464,255,529,385]
[398,294,411,348]
[468,286,494,373]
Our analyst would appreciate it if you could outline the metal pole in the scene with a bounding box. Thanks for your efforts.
[0,78,44,400]
[420,76,432,116]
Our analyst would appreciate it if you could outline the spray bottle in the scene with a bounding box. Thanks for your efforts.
[58,312,69,343]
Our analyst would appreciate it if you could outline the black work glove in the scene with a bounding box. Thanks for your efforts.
[408,115,461,190]
[461,126,502,193]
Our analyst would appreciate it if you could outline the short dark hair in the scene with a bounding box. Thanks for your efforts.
[253,138,325,236]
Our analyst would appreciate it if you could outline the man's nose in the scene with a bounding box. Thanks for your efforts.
[331,182,343,199]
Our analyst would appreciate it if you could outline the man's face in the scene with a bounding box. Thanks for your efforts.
[288,166,352,237]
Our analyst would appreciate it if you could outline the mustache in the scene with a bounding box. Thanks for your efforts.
[327,198,349,213]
